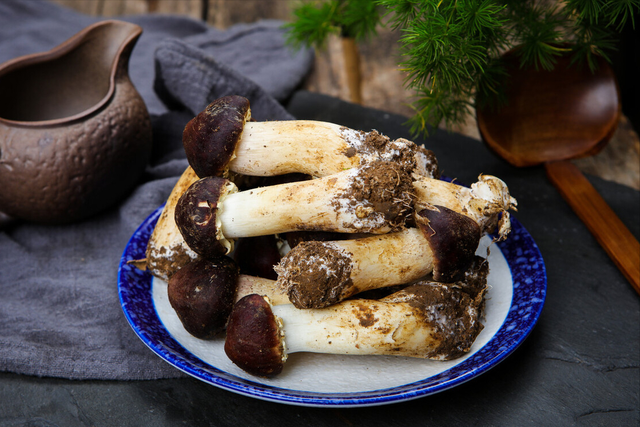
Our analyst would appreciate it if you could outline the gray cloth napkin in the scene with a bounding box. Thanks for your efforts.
[0,0,312,379]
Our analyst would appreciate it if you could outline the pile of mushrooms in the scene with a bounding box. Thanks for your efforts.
[138,95,517,378]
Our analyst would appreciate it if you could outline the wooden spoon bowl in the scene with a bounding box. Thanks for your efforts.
[477,50,620,166]
[477,49,640,294]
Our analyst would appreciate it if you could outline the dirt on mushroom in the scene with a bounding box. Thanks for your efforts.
[332,160,415,232]
[276,241,354,309]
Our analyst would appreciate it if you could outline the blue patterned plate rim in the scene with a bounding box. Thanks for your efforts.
[118,204,546,407]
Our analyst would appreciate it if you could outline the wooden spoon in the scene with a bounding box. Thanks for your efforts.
[476,50,640,294]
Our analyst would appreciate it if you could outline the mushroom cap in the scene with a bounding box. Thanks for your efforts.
[183,95,251,178]
[175,176,237,258]
[168,256,239,339]
[233,235,281,280]
[224,294,285,378]
[415,205,481,282]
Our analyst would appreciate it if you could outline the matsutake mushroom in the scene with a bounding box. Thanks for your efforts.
[275,205,482,309]
[224,274,487,378]
[175,160,415,258]
[145,166,200,281]
[233,235,281,280]
[413,174,517,241]
[166,256,289,341]
[182,95,439,179]
[167,256,239,339]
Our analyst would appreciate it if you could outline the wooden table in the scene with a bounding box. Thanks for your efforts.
[51,0,640,190]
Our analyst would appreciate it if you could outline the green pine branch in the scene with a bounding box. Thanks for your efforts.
[283,0,382,49]
[285,0,640,137]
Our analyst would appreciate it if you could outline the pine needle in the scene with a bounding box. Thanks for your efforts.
[284,0,639,137]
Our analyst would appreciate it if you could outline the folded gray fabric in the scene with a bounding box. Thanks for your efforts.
[154,38,296,120]
[165,20,314,104]
[0,0,312,380]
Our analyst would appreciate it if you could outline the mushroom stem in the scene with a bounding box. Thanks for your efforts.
[224,278,486,377]
[176,160,415,257]
[183,95,439,179]
[235,121,438,178]
[236,275,289,305]
[145,166,199,280]
[413,174,518,240]
[233,121,357,177]
[275,299,433,356]
[275,206,481,309]
[219,162,410,238]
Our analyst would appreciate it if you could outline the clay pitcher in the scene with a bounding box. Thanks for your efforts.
[0,20,152,224]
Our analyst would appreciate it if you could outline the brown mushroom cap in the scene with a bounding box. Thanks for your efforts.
[233,235,281,280]
[224,294,285,378]
[415,205,481,282]
[175,176,236,258]
[167,256,239,339]
[183,95,251,178]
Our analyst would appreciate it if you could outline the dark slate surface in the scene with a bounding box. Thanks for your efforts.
[1,91,638,426]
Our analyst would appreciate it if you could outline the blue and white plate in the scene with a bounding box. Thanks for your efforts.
[118,205,546,407]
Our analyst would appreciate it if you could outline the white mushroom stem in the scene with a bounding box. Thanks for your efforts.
[232,121,437,178]
[275,229,434,308]
[225,268,487,377]
[332,229,433,287]
[145,166,199,280]
[217,161,413,241]
[236,275,289,305]
[413,174,517,240]
[274,299,439,357]
[275,205,481,309]
[232,121,357,177]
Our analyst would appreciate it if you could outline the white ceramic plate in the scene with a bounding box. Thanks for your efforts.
[118,205,546,407]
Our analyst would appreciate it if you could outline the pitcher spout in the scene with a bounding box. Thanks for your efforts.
[0,20,143,124]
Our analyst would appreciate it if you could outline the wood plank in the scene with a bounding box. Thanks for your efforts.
[49,0,101,15]
[205,0,293,28]
[152,0,202,20]
[50,0,201,18]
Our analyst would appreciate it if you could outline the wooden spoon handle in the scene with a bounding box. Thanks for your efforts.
[545,160,640,294]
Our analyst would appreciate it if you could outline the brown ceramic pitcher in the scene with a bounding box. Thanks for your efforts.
[0,20,152,224]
